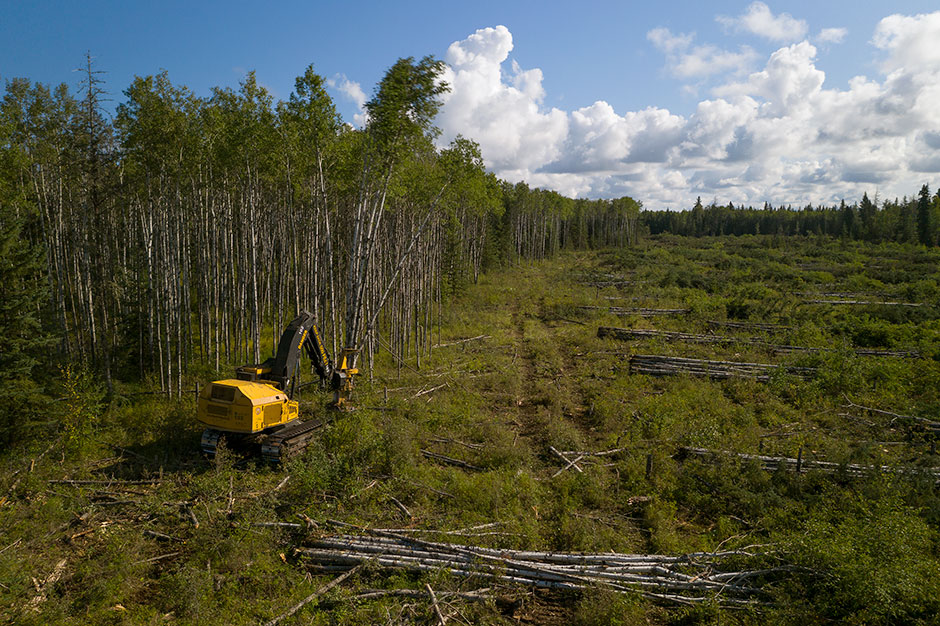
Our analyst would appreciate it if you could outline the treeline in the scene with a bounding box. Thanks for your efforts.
[0,55,641,414]
[644,191,940,244]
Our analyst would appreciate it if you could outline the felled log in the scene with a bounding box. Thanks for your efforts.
[294,528,773,607]
[629,354,814,381]
[582,307,689,317]
[803,299,923,307]
[598,327,920,358]
[707,320,790,332]
[678,447,940,481]
[421,450,482,472]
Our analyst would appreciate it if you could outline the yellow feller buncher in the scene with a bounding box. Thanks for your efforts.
[196,311,357,463]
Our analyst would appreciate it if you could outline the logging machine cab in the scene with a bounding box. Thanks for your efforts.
[196,311,357,437]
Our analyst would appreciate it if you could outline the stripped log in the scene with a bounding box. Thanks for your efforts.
[599,327,734,344]
[629,354,814,381]
[707,320,790,332]
[293,529,774,607]
[49,479,161,486]
[421,450,482,472]
[433,335,490,349]
[598,327,919,358]
[582,306,689,317]
[678,447,940,481]
[803,299,923,307]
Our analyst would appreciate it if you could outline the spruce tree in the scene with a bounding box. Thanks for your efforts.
[917,184,931,246]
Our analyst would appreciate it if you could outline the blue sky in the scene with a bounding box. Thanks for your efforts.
[3,1,940,208]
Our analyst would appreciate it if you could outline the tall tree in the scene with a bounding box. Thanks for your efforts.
[343,56,448,366]
[917,184,932,246]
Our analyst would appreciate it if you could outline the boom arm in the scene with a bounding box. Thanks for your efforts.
[236,311,333,396]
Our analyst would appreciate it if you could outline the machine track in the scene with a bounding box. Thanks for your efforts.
[201,416,332,464]
[260,417,331,463]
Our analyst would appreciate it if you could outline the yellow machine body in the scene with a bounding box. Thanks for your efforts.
[197,379,298,434]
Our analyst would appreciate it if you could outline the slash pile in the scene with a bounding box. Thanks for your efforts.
[294,529,777,607]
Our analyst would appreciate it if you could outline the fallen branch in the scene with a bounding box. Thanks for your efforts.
[421,450,482,472]
[143,529,181,542]
[27,558,67,611]
[389,496,412,519]
[844,400,940,433]
[433,335,489,349]
[426,583,447,625]
[549,446,584,477]
[412,383,448,400]
[261,564,362,626]
[134,552,180,565]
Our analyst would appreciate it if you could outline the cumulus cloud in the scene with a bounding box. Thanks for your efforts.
[437,25,568,173]
[436,15,940,209]
[717,2,808,42]
[873,11,940,72]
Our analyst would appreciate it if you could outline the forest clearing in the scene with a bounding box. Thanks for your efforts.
[2,236,939,625]
[3,35,940,624]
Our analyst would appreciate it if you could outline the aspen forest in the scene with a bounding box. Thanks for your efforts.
[0,57,640,428]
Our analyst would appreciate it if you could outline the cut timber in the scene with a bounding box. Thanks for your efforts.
[599,327,733,344]
[294,529,775,607]
[432,335,489,348]
[598,327,920,358]
[629,354,814,381]
[678,447,940,481]
[581,306,689,317]
[707,320,790,332]
[803,299,923,307]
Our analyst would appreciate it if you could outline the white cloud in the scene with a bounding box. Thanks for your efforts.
[647,27,758,79]
[717,2,808,42]
[328,74,367,126]
[872,11,940,72]
[816,27,847,44]
[437,26,568,173]
[436,17,940,209]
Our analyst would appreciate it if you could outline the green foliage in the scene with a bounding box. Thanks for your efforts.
[57,364,104,451]
[774,495,940,624]
[0,124,56,445]
[365,56,448,168]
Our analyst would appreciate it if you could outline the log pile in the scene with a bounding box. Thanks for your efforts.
[629,354,814,380]
[598,327,920,358]
[802,299,923,307]
[678,447,940,481]
[599,327,734,345]
[295,526,774,607]
[707,320,790,332]
[581,306,690,317]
